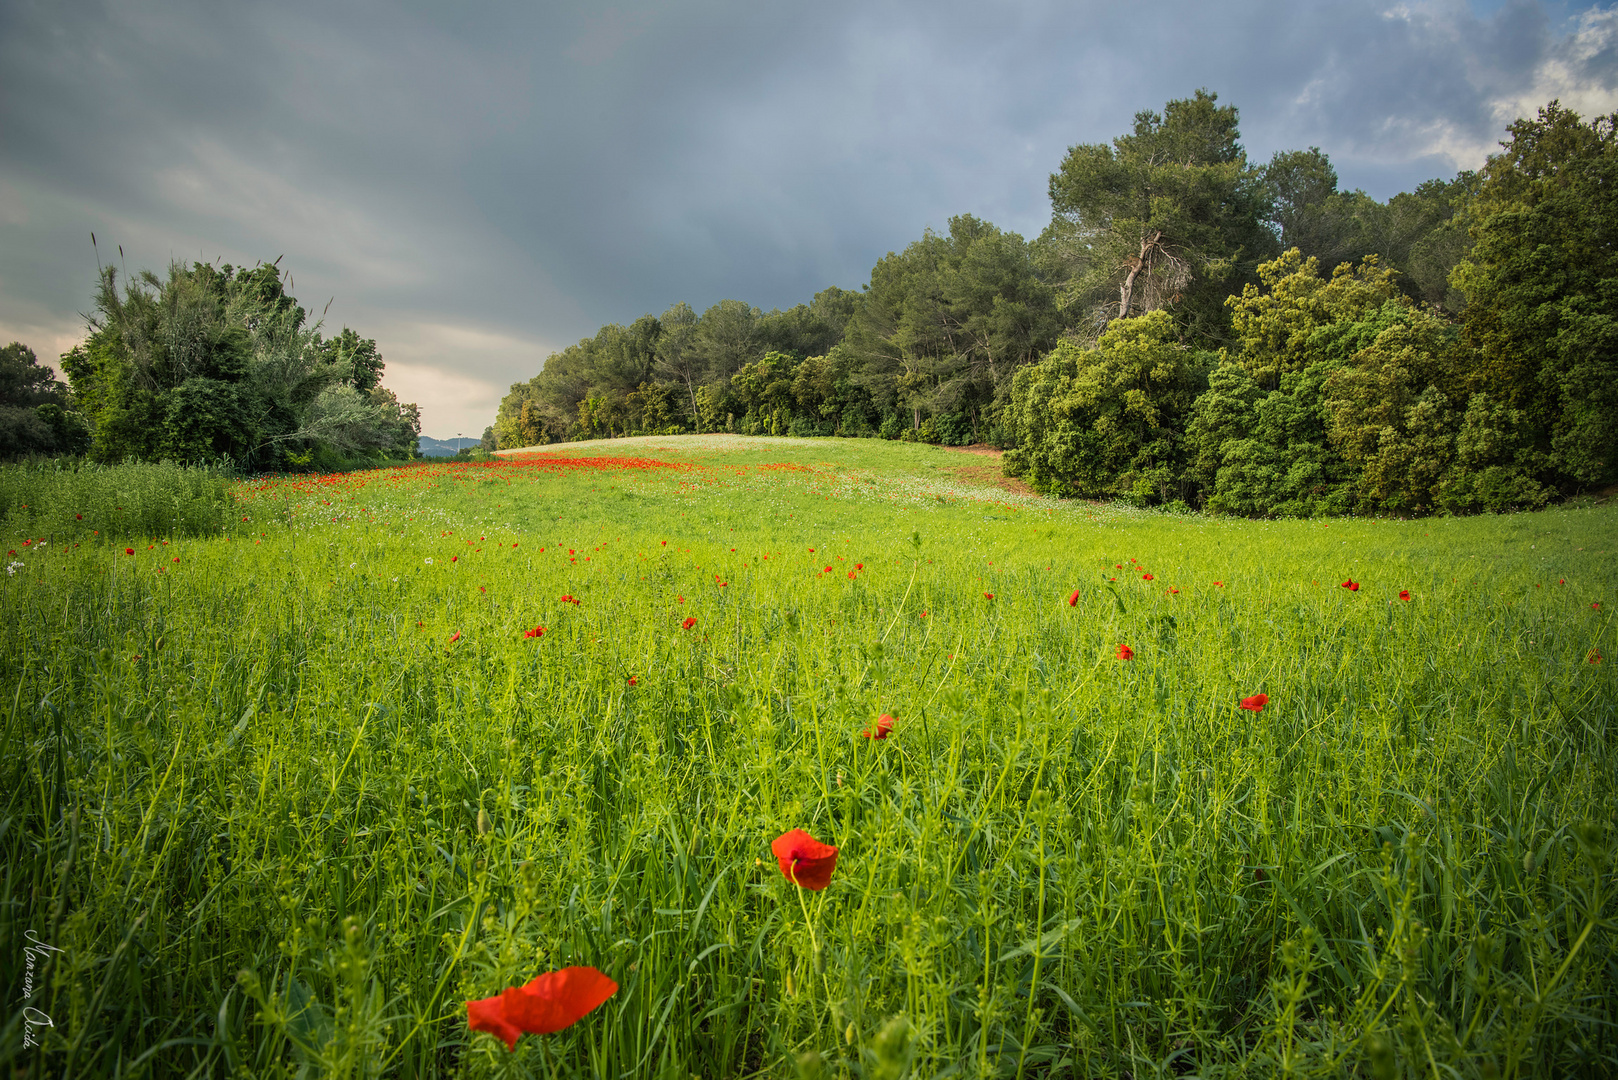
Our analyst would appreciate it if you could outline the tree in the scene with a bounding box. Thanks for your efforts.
[0,342,91,459]
[1045,89,1277,339]
[1003,310,1211,502]
[63,258,417,467]
[1453,101,1618,491]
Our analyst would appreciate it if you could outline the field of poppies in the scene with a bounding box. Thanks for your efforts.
[2,435,1615,1079]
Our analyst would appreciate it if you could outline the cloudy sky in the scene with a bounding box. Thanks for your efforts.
[2,0,1615,437]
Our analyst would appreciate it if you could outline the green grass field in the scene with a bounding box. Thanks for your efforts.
[2,435,1614,1079]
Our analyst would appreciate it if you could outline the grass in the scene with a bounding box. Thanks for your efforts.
[2,435,1614,1078]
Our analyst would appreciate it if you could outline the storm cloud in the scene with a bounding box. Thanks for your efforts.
[2,0,1615,435]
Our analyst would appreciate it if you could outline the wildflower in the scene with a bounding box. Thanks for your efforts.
[1587,650,1603,664]
[682,616,697,629]
[466,967,619,1052]
[1594,602,1602,610]
[1399,590,1411,601]
[172,557,179,563]
[847,571,855,579]
[1115,644,1134,661]
[1141,573,1153,581]
[983,592,994,600]
[451,556,458,562]
[1340,579,1359,591]
[862,713,895,740]
[523,627,545,639]
[1213,581,1224,587]
[627,676,638,685]
[855,563,863,570]
[5,561,21,576]
[125,548,134,555]
[1239,693,1268,713]
[425,557,434,565]
[771,829,838,890]
[1167,587,1180,595]
[448,631,461,644]
[350,562,357,569]
[1068,589,1080,606]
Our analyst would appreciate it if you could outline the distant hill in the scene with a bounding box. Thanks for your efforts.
[417,436,481,458]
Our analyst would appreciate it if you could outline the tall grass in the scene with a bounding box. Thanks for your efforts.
[0,459,238,543]
[2,438,1614,1078]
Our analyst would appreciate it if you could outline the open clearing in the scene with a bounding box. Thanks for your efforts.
[2,435,1614,1078]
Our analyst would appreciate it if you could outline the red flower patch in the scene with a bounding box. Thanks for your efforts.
[1399,590,1411,601]
[466,967,618,1051]
[1341,579,1360,592]
[1239,693,1268,713]
[1068,589,1080,606]
[1141,573,1153,581]
[523,626,545,639]
[983,592,994,600]
[771,829,838,890]
[448,631,461,644]
[862,713,895,740]
[682,616,697,630]
[1115,643,1134,661]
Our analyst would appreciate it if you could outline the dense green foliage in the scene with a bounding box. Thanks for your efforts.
[52,260,420,469]
[2,437,1614,1077]
[488,94,1612,518]
[0,343,90,460]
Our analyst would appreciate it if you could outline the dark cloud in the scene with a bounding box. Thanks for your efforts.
[2,0,1614,434]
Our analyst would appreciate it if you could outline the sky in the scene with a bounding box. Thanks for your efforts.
[2,0,1616,438]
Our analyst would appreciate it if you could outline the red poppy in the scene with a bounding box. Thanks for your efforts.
[1588,650,1603,665]
[172,557,179,563]
[661,540,666,545]
[919,611,928,618]
[862,713,895,740]
[847,571,855,579]
[983,592,994,600]
[1141,573,1153,581]
[855,563,863,570]
[1115,643,1134,661]
[1213,580,1224,587]
[1239,693,1268,713]
[824,566,832,573]
[771,829,838,890]
[1068,589,1080,606]
[523,626,545,639]
[448,632,461,644]
[75,514,82,520]
[1593,602,1602,610]
[1166,587,1180,595]
[1341,579,1360,591]
[682,616,697,629]
[1399,590,1410,601]
[124,548,134,555]
[466,966,619,1051]
[627,675,638,685]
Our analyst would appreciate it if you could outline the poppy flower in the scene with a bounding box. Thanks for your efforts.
[1068,589,1080,606]
[682,616,697,629]
[448,632,461,644]
[1115,644,1134,661]
[1588,650,1603,665]
[1141,573,1153,581]
[1239,693,1268,713]
[855,563,863,570]
[1166,587,1180,595]
[771,829,838,890]
[125,548,134,555]
[847,571,855,579]
[1341,579,1359,591]
[523,626,545,639]
[1213,581,1224,587]
[1594,602,1602,610]
[466,966,619,1052]
[451,556,458,562]
[172,557,179,563]
[627,675,638,685]
[1399,590,1411,601]
[983,592,994,600]
[862,713,895,740]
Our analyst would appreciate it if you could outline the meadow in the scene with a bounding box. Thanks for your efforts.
[1,435,1614,1079]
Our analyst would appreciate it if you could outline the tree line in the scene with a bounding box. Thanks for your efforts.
[491,91,1614,514]
[1,258,420,469]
